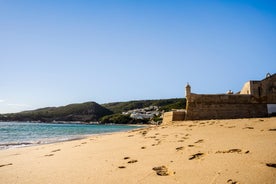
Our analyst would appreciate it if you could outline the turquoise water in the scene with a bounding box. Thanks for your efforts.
[0,122,141,149]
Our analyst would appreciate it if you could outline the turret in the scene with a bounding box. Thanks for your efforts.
[185,83,191,97]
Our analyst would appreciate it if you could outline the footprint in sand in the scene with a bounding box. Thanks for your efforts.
[227,126,236,128]
[146,136,156,139]
[227,179,239,184]
[243,127,254,129]
[51,149,61,153]
[81,142,87,145]
[118,166,126,169]
[127,159,138,164]
[216,149,242,154]
[266,163,276,168]
[141,146,146,149]
[45,154,54,157]
[152,165,174,176]
[151,140,161,146]
[189,153,204,160]
[268,128,276,131]
[128,135,134,137]
[176,146,184,151]
[194,139,204,143]
[0,163,13,168]
[188,145,195,147]
[123,157,130,160]
[140,130,148,136]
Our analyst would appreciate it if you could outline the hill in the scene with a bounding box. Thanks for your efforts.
[0,98,186,123]
[102,98,186,114]
[100,98,186,124]
[0,102,113,123]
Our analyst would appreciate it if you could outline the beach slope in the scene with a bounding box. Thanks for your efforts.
[0,117,276,184]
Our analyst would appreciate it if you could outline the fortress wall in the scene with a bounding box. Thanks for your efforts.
[162,111,186,124]
[268,94,276,103]
[188,94,267,104]
[186,94,268,120]
[261,75,276,103]
[162,112,173,124]
[172,111,186,121]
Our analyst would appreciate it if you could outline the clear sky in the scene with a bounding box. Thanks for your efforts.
[0,0,275,113]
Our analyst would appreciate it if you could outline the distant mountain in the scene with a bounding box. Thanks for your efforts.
[0,102,113,123]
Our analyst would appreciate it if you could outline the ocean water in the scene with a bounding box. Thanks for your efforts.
[0,122,141,149]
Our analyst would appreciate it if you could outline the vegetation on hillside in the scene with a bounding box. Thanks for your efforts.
[0,102,112,122]
[0,98,186,124]
[100,113,150,124]
[100,98,186,124]
[102,98,186,114]
[100,114,132,124]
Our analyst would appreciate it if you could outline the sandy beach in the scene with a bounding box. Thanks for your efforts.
[0,117,276,184]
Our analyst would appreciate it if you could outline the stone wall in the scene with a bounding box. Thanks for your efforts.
[162,110,186,124]
[162,112,173,124]
[172,111,186,121]
[185,94,268,120]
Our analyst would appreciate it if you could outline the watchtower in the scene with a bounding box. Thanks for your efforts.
[185,83,191,97]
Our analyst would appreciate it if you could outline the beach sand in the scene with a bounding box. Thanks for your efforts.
[0,117,276,184]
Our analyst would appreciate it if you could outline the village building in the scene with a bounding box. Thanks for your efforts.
[123,106,160,120]
[163,73,276,122]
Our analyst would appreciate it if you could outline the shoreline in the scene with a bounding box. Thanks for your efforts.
[0,117,275,183]
[0,123,147,150]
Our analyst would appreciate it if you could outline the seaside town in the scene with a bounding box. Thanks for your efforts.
[122,106,161,120]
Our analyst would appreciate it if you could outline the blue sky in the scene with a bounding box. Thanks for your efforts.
[0,0,275,113]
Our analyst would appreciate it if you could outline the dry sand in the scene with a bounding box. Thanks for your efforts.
[0,117,276,184]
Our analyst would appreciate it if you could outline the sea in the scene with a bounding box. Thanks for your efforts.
[0,122,141,150]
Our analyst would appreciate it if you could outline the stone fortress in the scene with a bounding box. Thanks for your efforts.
[163,73,276,122]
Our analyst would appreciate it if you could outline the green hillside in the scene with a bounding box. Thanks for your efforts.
[100,98,186,124]
[102,98,186,114]
[0,98,186,123]
[0,102,112,122]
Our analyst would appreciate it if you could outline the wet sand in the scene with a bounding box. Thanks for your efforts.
[0,117,276,184]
